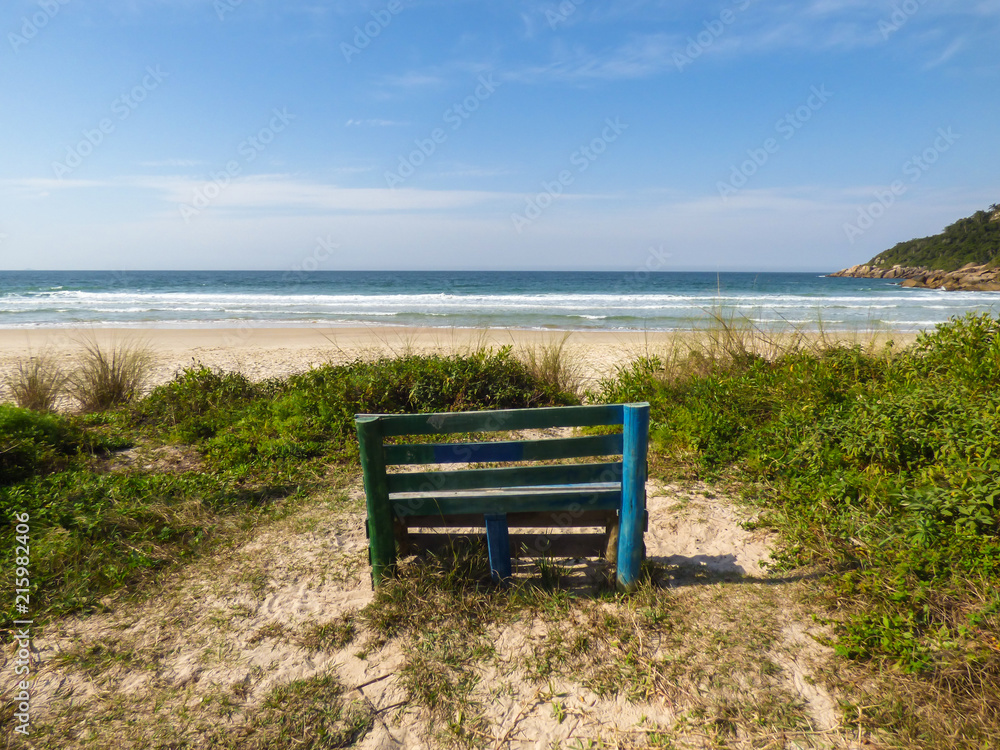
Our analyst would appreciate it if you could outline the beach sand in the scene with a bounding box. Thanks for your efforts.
[0,325,914,400]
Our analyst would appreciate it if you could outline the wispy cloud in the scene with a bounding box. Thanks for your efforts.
[343,118,408,127]
[1,175,517,214]
[472,1,999,84]
[923,37,965,69]
[137,158,205,168]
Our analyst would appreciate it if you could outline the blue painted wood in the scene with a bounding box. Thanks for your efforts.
[616,403,650,591]
[484,513,512,582]
[383,433,624,466]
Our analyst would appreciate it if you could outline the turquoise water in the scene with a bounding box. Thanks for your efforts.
[1,270,998,332]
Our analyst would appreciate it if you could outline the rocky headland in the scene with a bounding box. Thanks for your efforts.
[829,262,1000,291]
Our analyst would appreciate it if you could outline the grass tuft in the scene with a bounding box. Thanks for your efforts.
[213,673,373,749]
[3,352,67,411]
[68,337,155,412]
[517,333,583,399]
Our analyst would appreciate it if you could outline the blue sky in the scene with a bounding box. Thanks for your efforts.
[1,0,998,272]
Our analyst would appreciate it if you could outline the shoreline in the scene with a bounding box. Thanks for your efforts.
[0,325,916,396]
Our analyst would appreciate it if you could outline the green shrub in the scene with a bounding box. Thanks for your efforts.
[185,347,577,471]
[134,365,278,441]
[907,312,1000,389]
[593,314,1000,681]
[0,405,96,485]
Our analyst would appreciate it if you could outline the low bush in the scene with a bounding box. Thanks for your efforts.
[0,405,106,485]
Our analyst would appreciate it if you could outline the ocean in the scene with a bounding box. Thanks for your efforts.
[1,270,998,333]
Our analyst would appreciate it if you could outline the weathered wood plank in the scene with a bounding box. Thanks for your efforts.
[405,532,609,560]
[401,509,615,529]
[390,487,621,517]
[386,461,622,494]
[365,404,625,437]
[384,433,624,465]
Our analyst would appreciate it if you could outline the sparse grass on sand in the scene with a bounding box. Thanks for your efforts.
[517,332,585,399]
[2,351,66,412]
[67,336,155,412]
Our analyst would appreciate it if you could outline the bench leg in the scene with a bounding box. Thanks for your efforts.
[617,403,649,591]
[484,513,512,583]
[604,518,619,565]
[357,417,396,588]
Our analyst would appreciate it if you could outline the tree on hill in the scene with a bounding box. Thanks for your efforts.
[868,201,1000,271]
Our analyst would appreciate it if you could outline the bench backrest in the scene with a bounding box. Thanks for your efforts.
[355,402,650,589]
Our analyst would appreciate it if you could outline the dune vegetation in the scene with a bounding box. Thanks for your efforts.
[2,315,999,747]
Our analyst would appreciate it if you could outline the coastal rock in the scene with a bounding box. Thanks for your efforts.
[830,262,1000,292]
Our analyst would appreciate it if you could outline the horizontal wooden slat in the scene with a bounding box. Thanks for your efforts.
[386,461,622,494]
[360,404,627,437]
[402,509,615,529]
[390,486,621,517]
[384,433,624,466]
[406,532,609,560]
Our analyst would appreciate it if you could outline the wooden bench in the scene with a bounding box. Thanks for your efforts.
[355,402,650,591]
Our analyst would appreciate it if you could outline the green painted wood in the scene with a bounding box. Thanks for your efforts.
[384,433,624,465]
[386,461,622,494]
[616,403,650,591]
[406,532,608,560]
[390,487,621,518]
[401,509,615,529]
[365,403,625,437]
[355,416,397,588]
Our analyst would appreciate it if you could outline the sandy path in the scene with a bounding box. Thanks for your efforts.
[3,477,862,749]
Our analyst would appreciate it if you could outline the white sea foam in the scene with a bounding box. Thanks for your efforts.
[2,272,998,332]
